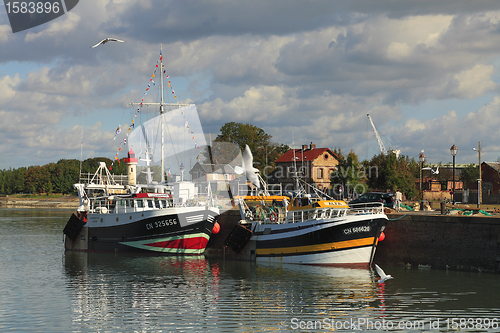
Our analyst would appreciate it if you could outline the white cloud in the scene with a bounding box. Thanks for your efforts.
[24,12,81,42]
[199,86,290,123]
[452,64,496,99]
[387,42,412,59]
[0,25,11,43]
[23,66,91,96]
[0,74,21,104]
[2,1,500,167]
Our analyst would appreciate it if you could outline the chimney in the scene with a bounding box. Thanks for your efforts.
[310,142,316,150]
[302,144,308,151]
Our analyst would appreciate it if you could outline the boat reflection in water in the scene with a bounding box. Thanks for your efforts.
[64,252,223,332]
[253,262,382,313]
[64,252,386,332]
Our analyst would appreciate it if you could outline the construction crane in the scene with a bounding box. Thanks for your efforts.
[367,114,400,158]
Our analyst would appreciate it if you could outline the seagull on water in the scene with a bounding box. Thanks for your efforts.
[374,264,393,284]
[234,145,260,189]
[91,38,125,48]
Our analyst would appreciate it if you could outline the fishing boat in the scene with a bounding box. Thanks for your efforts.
[63,48,220,254]
[225,146,388,267]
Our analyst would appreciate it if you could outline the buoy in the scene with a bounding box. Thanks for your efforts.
[212,222,220,234]
[269,212,278,222]
[378,232,385,242]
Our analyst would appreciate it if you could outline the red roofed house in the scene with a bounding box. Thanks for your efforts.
[273,143,339,193]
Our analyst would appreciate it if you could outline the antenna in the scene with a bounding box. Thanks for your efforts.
[79,110,84,178]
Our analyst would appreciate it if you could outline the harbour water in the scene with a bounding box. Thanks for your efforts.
[1,208,500,332]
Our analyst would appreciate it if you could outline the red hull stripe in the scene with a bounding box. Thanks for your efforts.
[145,237,208,250]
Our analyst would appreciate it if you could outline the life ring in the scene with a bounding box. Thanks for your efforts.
[269,212,278,222]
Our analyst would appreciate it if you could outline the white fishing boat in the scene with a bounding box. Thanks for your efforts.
[225,146,388,267]
[63,47,220,254]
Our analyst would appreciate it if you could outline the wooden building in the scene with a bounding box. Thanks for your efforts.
[271,143,339,192]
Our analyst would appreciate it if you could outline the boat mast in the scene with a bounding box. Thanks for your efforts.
[160,44,165,183]
[128,46,193,183]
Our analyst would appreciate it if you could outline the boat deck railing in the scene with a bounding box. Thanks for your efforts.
[285,207,347,224]
[242,201,385,224]
[346,202,385,215]
[89,196,213,214]
[79,172,129,186]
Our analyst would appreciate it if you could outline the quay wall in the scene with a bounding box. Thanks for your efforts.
[206,209,500,273]
[375,213,500,273]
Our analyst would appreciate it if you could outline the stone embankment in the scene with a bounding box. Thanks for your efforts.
[375,212,500,273]
[0,196,79,209]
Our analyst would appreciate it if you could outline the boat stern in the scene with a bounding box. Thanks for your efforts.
[63,212,88,251]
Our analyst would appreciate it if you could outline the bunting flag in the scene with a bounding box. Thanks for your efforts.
[113,125,121,139]
[109,48,203,170]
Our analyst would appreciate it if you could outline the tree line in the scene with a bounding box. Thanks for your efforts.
[0,157,127,195]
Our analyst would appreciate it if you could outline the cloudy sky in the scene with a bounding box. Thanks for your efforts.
[1,0,500,170]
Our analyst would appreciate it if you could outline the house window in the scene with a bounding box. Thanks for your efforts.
[484,182,492,195]
[317,168,324,179]
[324,154,328,159]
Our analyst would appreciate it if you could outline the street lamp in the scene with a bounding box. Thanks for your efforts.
[419,150,425,210]
[450,145,457,205]
[473,142,481,208]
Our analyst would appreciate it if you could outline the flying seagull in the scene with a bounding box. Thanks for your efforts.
[91,38,125,48]
[422,162,441,175]
[234,145,260,189]
[374,264,393,284]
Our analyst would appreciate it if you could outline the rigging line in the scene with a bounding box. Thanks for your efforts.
[79,110,84,177]
[160,72,181,170]
[388,214,410,221]
[164,112,181,170]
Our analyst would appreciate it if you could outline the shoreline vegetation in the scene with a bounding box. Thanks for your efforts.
[1,194,498,214]
[0,194,79,209]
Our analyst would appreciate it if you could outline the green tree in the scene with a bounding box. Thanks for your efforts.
[49,159,80,194]
[364,152,419,200]
[330,149,365,196]
[206,122,289,172]
[25,165,50,194]
[12,167,26,194]
[460,163,479,189]
[215,122,271,153]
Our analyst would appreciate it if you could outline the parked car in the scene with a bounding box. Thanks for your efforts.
[349,192,394,208]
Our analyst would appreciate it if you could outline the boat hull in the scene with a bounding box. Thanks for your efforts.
[251,215,387,267]
[64,207,219,255]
